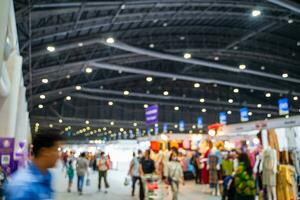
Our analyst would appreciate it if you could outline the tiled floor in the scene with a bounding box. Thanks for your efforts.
[53,164,220,200]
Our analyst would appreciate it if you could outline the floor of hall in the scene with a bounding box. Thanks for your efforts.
[52,165,220,200]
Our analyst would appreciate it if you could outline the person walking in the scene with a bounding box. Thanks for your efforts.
[165,150,185,200]
[76,152,89,195]
[191,151,201,184]
[128,150,142,196]
[66,160,75,192]
[5,130,63,200]
[139,149,155,200]
[98,152,110,193]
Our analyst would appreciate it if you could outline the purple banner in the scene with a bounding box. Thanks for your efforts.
[145,105,159,125]
[0,138,15,174]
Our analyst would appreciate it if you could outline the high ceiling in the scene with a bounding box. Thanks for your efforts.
[14,0,300,141]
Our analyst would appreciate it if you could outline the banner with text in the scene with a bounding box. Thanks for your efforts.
[240,107,249,122]
[278,98,289,115]
[145,105,159,125]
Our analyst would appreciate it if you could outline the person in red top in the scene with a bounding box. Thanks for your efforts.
[201,140,213,184]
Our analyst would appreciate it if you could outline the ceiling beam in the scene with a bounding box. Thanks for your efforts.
[89,61,291,94]
[266,0,300,14]
[100,40,300,84]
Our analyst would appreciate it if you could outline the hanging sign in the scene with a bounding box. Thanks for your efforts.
[163,123,168,133]
[240,107,249,122]
[197,117,203,129]
[155,127,159,135]
[145,105,159,125]
[219,112,227,125]
[179,120,185,132]
[278,98,289,115]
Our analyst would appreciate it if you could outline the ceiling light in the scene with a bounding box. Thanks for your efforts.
[239,64,246,70]
[201,108,207,113]
[144,104,149,108]
[282,73,288,78]
[78,42,83,47]
[233,46,238,50]
[35,123,39,127]
[85,120,90,125]
[66,96,71,101]
[163,23,168,27]
[133,122,137,127]
[146,77,153,82]
[49,124,53,128]
[261,66,265,70]
[106,37,115,44]
[200,98,205,103]
[297,41,300,46]
[86,127,90,130]
[38,104,43,109]
[288,19,293,24]
[41,78,48,84]
[227,110,232,115]
[228,99,233,103]
[174,106,179,111]
[155,123,158,127]
[257,104,262,108]
[285,115,289,119]
[46,46,55,52]
[174,124,178,128]
[75,85,82,90]
[248,112,253,116]
[163,91,169,96]
[149,44,155,48]
[267,113,272,118]
[40,94,46,99]
[293,96,298,101]
[110,121,115,126]
[233,88,239,93]
[120,128,124,132]
[184,53,192,59]
[121,4,126,9]
[85,67,93,74]
[194,83,200,88]
[59,119,63,123]
[108,101,114,106]
[265,93,271,98]
[124,90,130,95]
[192,125,196,129]
[103,127,107,131]
[252,9,261,17]
[214,56,219,61]
[180,36,185,40]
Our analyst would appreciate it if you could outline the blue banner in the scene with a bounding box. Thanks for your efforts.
[278,98,289,115]
[219,112,227,125]
[240,107,249,122]
[163,123,168,133]
[197,117,203,129]
[179,120,185,132]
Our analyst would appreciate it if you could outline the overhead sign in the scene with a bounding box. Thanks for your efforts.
[219,112,227,125]
[163,123,168,133]
[197,117,203,129]
[145,105,159,125]
[179,120,185,132]
[278,98,289,115]
[240,107,249,122]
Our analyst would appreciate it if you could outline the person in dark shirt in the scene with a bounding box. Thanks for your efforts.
[139,149,155,200]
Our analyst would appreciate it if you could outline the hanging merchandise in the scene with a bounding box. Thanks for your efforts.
[170,140,179,149]
[277,165,297,200]
[240,107,249,122]
[150,141,160,152]
[278,98,289,116]
[183,139,190,150]
[219,112,227,125]
[268,129,280,160]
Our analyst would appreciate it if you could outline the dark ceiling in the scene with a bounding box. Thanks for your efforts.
[14,0,300,141]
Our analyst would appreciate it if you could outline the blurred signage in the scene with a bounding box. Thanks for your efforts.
[219,112,227,125]
[278,98,289,115]
[240,107,249,122]
[179,120,185,132]
[163,123,168,133]
[145,105,159,125]
[0,138,15,174]
[197,117,203,129]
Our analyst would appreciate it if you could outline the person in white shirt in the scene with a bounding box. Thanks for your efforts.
[165,150,185,200]
[128,150,142,197]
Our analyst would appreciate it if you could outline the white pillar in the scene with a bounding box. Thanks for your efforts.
[0,51,22,138]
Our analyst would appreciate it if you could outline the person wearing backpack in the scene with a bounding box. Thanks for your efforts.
[66,160,74,192]
[98,152,110,193]
[165,149,185,200]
